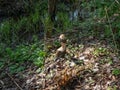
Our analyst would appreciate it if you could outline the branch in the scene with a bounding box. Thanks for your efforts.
[6,72,23,90]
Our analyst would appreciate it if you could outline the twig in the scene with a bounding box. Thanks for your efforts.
[115,0,120,5]
[6,72,23,90]
[105,7,118,54]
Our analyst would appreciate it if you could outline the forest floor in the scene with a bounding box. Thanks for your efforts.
[0,30,120,90]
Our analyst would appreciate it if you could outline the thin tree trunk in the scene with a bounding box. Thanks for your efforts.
[48,0,56,22]
[44,0,57,52]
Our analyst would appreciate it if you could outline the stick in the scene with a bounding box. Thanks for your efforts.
[6,72,23,90]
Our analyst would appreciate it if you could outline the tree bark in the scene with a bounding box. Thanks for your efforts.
[48,0,56,22]
[44,0,57,52]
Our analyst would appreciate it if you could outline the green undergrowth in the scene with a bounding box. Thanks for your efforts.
[0,0,120,76]
[0,42,47,74]
[112,68,120,76]
[0,13,42,44]
[93,47,110,57]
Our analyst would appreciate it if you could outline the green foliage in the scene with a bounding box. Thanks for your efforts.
[42,16,53,32]
[0,61,4,69]
[0,21,10,35]
[0,43,6,57]
[0,1,45,44]
[0,42,46,74]
[33,57,44,67]
[107,86,117,90]
[5,42,46,66]
[53,40,60,47]
[33,50,46,67]
[93,47,109,57]
[99,57,113,64]
[1,41,47,74]
[105,25,112,37]
[112,68,120,76]
[57,12,72,30]
[0,0,120,76]
[5,46,30,62]
[0,20,11,42]
[9,64,25,74]
[107,57,113,65]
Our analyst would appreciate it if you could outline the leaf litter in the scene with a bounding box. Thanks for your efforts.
[0,34,120,90]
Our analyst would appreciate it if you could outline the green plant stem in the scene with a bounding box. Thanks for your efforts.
[105,7,118,54]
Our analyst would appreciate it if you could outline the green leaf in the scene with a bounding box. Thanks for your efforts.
[112,68,120,76]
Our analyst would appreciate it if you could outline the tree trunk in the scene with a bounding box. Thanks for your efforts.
[48,0,56,22]
[44,0,57,52]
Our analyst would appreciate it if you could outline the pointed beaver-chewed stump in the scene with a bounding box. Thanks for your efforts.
[55,34,67,60]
